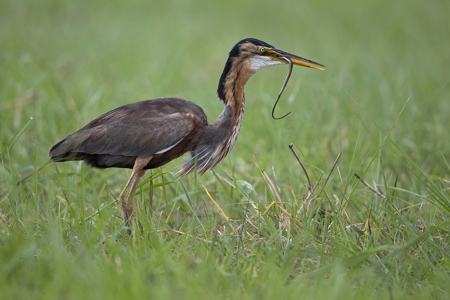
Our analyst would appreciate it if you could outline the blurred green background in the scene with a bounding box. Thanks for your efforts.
[1,0,449,299]
[2,0,449,179]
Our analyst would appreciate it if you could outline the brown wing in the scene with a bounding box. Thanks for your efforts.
[50,98,208,168]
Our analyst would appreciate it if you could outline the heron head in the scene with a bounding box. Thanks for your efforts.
[231,38,325,72]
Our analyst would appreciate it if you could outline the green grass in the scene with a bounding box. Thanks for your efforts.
[1,0,449,299]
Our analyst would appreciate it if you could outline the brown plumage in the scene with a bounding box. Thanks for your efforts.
[50,38,324,232]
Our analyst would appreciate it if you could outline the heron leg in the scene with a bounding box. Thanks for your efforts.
[118,156,152,233]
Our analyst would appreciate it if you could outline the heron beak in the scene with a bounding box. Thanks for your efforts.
[271,48,325,70]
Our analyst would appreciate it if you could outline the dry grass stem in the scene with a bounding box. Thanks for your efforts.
[261,170,283,203]
[204,185,236,233]
[354,173,386,199]
[289,143,312,188]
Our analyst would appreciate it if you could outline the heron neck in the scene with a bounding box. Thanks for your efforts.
[179,57,255,176]
[204,57,257,170]
[215,55,257,126]
[217,55,256,107]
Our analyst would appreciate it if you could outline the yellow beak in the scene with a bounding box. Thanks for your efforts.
[270,48,325,70]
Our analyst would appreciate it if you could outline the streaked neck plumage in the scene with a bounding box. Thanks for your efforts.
[180,42,282,176]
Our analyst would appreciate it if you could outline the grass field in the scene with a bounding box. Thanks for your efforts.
[1,0,449,299]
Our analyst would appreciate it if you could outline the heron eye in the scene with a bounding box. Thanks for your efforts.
[259,47,266,53]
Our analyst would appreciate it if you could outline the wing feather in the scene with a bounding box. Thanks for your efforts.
[50,98,207,160]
